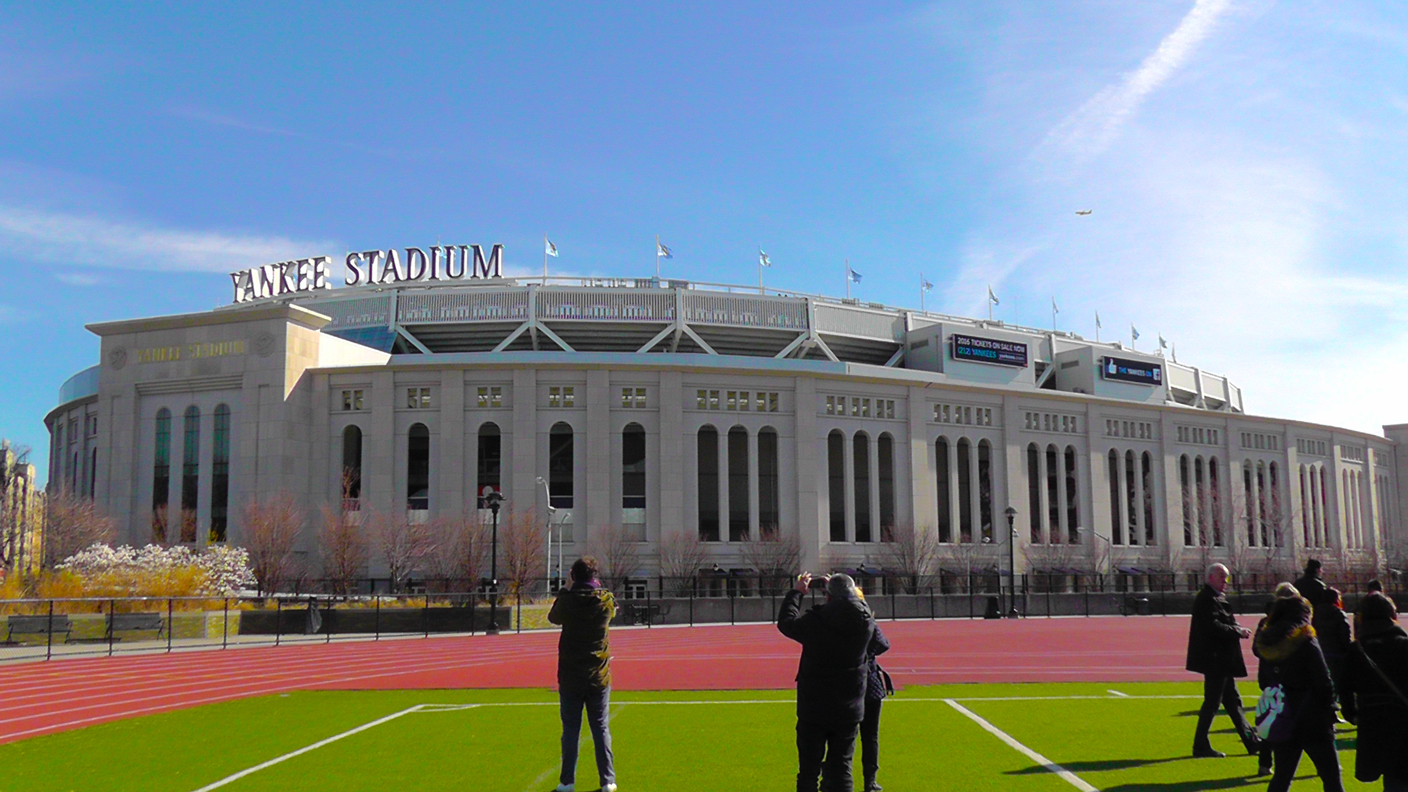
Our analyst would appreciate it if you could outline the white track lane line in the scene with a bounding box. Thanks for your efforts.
[188,705,442,792]
[944,699,1099,792]
[1106,689,1130,698]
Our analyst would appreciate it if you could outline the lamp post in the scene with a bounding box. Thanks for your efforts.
[1077,527,1112,590]
[536,476,559,591]
[1004,506,1018,618]
[481,486,504,635]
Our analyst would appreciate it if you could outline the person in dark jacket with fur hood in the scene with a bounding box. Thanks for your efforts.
[547,557,618,792]
[1341,593,1408,791]
[1254,589,1345,792]
[778,572,877,792]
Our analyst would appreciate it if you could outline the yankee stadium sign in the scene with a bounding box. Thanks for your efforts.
[230,243,504,304]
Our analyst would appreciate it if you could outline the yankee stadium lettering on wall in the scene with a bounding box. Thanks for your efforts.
[230,243,504,304]
[1101,356,1163,386]
[950,333,1029,368]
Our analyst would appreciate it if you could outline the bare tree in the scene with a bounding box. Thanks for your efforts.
[43,493,115,568]
[589,523,644,593]
[1,442,34,571]
[1022,540,1082,593]
[422,510,489,593]
[878,524,939,593]
[941,538,997,593]
[498,509,545,598]
[368,507,434,593]
[242,493,304,595]
[317,503,369,596]
[738,526,802,594]
[658,530,709,595]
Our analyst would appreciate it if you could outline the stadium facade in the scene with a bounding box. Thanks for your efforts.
[43,248,1408,583]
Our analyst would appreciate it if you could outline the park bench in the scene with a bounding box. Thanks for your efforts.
[106,612,165,641]
[4,614,73,644]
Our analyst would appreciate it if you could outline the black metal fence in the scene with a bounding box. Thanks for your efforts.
[1,571,1400,663]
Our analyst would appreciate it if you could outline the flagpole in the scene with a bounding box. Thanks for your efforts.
[543,234,548,282]
[1095,313,1101,343]
[988,286,993,322]
[920,272,925,313]
[1052,299,1057,331]
[845,258,850,300]
[655,235,661,280]
[758,243,763,293]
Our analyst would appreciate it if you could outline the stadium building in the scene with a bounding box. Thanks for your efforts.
[43,245,1408,585]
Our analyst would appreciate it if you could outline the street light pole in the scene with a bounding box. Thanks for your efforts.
[1004,506,1018,618]
[482,487,504,635]
[1077,527,1113,590]
[536,476,559,592]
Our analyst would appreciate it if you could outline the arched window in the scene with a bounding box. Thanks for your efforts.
[1142,451,1156,545]
[1027,444,1042,543]
[211,404,231,542]
[1300,465,1311,545]
[1064,446,1079,543]
[1046,445,1061,543]
[342,425,363,507]
[1318,467,1329,547]
[1256,461,1268,546]
[759,428,780,532]
[1208,457,1222,546]
[622,423,646,509]
[699,426,720,541]
[1110,450,1124,545]
[853,432,871,543]
[1180,454,1193,546]
[978,440,994,543]
[729,426,750,542]
[181,406,200,543]
[152,408,171,543]
[956,438,973,542]
[549,422,574,510]
[476,423,501,508]
[936,438,952,543]
[1125,450,1139,546]
[1268,462,1281,546]
[407,423,430,511]
[828,430,845,542]
[878,433,895,538]
[1244,464,1256,546]
[1194,457,1207,545]
[88,446,97,501]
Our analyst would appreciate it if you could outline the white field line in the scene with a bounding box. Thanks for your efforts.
[1107,689,1130,698]
[183,692,1229,792]
[945,699,1098,792]
[189,704,443,792]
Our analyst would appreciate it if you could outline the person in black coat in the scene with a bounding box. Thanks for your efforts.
[858,617,891,792]
[1254,591,1345,792]
[1313,587,1352,710]
[1295,559,1328,613]
[1341,593,1408,791]
[1186,563,1258,758]
[778,572,877,792]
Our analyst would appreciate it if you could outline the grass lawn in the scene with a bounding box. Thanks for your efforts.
[0,682,1374,791]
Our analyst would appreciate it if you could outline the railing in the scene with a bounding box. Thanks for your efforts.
[2,572,1398,663]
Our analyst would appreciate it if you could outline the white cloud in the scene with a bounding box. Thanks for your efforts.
[1038,0,1233,166]
[55,272,101,287]
[941,240,1044,319]
[0,205,335,274]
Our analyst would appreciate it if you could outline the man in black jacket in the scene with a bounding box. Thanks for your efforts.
[1186,563,1258,758]
[547,557,618,792]
[778,572,877,792]
[1295,559,1328,613]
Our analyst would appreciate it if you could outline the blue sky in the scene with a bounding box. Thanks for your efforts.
[3,2,1407,484]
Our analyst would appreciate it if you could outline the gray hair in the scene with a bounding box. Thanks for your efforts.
[827,573,859,600]
[1206,563,1229,583]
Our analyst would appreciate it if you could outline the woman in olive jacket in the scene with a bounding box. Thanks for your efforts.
[1254,592,1344,792]
[1340,593,1408,791]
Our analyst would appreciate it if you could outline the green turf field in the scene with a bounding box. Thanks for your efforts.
[0,683,1376,791]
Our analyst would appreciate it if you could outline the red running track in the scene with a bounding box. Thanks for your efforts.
[0,615,1257,745]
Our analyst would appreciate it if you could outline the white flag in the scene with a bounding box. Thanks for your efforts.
[545,238,559,257]
[988,285,999,306]
[1158,334,1168,349]
[759,249,771,267]
[1131,324,1140,341]
[1095,312,1102,329]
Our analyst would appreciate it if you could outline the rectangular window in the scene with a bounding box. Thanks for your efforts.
[478,387,490,408]
[756,392,766,412]
[827,396,836,415]
[709,390,720,410]
[768,392,779,412]
[739,391,750,411]
[622,388,634,409]
[697,389,708,410]
[406,387,431,409]
[634,388,647,408]
[726,391,737,411]
[861,399,871,418]
[851,397,860,417]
